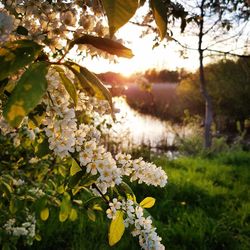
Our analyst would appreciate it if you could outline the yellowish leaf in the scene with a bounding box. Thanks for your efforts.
[139,197,156,208]
[92,204,103,211]
[70,159,82,176]
[108,210,125,246]
[59,210,68,222]
[102,0,138,37]
[127,194,137,202]
[57,185,65,194]
[35,234,42,241]
[151,0,167,40]
[40,207,49,221]
[69,208,78,221]
[54,66,78,106]
[87,208,96,222]
[59,192,71,222]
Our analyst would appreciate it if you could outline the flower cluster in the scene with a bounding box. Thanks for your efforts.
[2,0,111,56]
[116,153,168,187]
[107,198,165,250]
[44,69,122,193]
[43,69,167,194]
[1,2,169,249]
[3,214,36,245]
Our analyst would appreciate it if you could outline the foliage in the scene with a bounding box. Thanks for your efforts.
[22,151,250,250]
[177,59,250,132]
[151,151,250,249]
[0,0,185,249]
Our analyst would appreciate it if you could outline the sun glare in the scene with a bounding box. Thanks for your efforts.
[80,22,200,76]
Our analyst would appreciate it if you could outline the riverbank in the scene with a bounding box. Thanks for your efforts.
[30,150,250,250]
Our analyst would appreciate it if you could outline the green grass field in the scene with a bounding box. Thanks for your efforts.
[30,151,250,250]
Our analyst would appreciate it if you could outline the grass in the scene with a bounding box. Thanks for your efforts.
[30,150,250,250]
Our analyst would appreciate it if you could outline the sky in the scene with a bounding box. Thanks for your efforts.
[81,23,200,76]
[79,1,249,77]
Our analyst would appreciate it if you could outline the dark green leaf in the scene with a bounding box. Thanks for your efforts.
[0,40,43,80]
[69,170,85,188]
[70,34,133,58]
[117,182,136,201]
[3,62,49,127]
[36,138,51,158]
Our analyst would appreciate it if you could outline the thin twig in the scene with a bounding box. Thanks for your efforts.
[92,183,109,204]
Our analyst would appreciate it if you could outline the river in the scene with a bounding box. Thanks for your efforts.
[112,96,177,148]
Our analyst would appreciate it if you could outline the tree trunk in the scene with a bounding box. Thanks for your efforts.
[199,0,213,148]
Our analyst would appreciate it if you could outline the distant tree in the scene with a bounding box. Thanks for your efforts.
[155,0,249,148]
[144,68,179,83]
[177,58,250,132]
[131,0,249,147]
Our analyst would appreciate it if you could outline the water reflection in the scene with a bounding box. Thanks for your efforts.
[113,97,176,147]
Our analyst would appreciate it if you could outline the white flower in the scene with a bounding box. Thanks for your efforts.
[13,136,21,147]
[79,151,92,166]
[86,162,98,175]
[61,11,76,26]
[13,179,25,186]
[29,157,39,164]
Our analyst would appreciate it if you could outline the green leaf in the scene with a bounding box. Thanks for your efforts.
[117,182,136,202]
[70,158,82,176]
[150,0,167,40]
[40,207,49,221]
[9,199,18,214]
[66,62,114,119]
[0,40,43,80]
[71,34,133,58]
[81,174,97,187]
[36,138,51,158]
[139,197,156,208]
[69,170,85,188]
[59,193,71,222]
[1,181,13,198]
[2,243,11,250]
[102,0,139,37]
[108,210,125,246]
[54,66,78,106]
[3,62,49,127]
[34,197,47,213]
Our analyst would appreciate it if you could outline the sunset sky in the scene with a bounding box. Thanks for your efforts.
[82,23,200,76]
[80,2,249,76]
